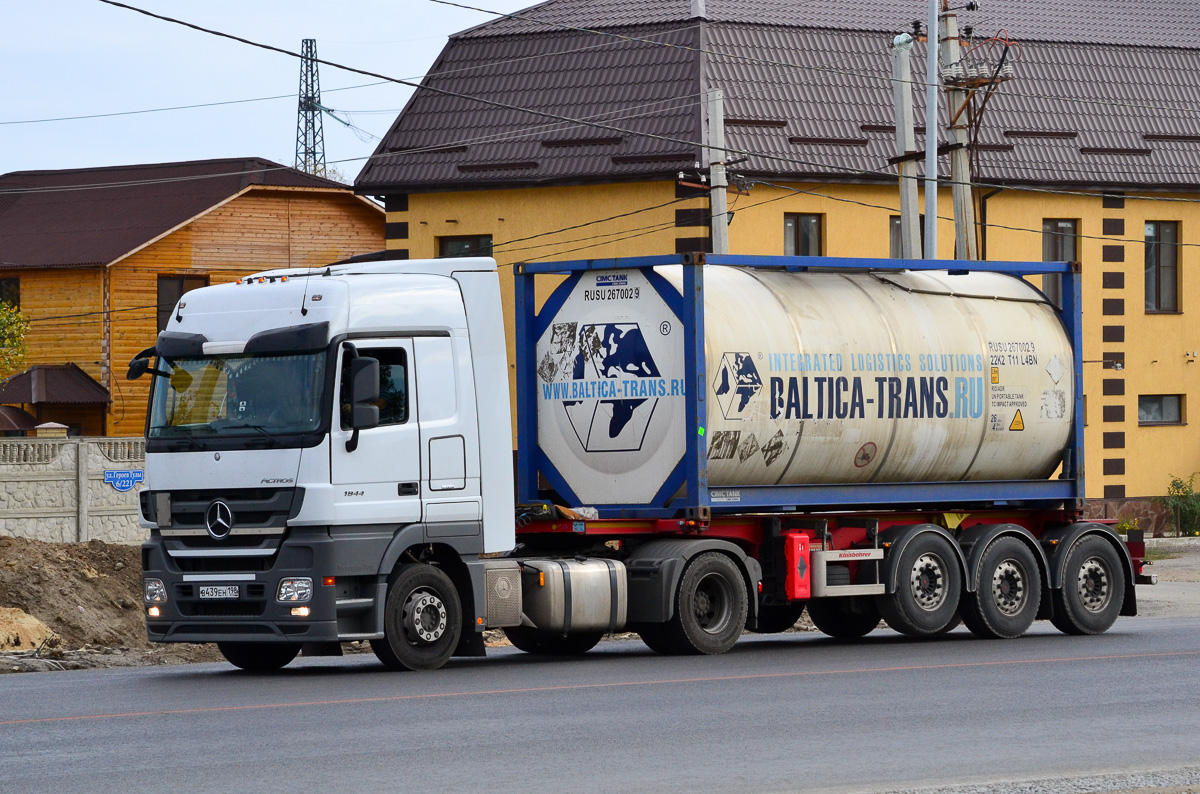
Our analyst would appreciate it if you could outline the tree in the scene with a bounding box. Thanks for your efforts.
[0,302,29,379]
[1153,473,1200,538]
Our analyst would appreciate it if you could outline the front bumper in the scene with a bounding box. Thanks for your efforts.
[143,526,340,644]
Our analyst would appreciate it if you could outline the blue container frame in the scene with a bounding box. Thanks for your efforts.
[514,254,1083,519]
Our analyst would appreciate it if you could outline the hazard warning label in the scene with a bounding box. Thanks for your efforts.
[1009,410,1025,431]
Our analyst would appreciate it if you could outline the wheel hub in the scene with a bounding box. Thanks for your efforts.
[910,553,946,611]
[1077,557,1111,613]
[403,590,448,645]
[991,559,1027,616]
[693,573,732,634]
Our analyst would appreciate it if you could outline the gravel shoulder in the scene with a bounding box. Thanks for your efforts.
[3,536,1199,673]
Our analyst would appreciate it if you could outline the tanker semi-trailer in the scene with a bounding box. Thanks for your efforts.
[131,252,1151,671]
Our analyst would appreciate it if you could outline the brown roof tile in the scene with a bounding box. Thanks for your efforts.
[0,158,348,269]
[0,364,110,405]
[356,0,1200,194]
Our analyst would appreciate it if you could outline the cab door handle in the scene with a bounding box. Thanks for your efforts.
[397,482,419,496]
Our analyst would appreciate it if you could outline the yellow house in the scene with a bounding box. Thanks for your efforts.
[356,0,1200,514]
[0,158,384,435]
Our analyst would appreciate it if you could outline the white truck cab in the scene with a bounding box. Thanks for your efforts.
[136,255,520,669]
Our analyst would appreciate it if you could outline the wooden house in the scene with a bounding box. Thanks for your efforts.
[0,157,384,435]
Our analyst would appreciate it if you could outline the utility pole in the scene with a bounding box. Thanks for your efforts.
[939,10,978,259]
[923,0,939,260]
[707,89,729,255]
[295,39,326,176]
[891,34,922,259]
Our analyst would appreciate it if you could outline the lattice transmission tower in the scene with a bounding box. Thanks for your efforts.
[294,39,326,176]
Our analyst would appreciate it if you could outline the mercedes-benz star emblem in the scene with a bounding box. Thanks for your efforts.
[205,500,234,540]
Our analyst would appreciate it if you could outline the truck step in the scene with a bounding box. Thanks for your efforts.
[335,597,374,612]
[337,632,384,641]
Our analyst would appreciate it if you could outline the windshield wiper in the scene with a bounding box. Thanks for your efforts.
[165,435,206,452]
[214,421,278,448]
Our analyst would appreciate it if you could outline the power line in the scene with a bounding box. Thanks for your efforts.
[0,81,390,126]
[86,0,1200,212]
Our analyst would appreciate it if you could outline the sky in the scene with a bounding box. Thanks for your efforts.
[3,0,533,183]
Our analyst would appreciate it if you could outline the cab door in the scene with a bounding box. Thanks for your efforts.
[330,339,422,524]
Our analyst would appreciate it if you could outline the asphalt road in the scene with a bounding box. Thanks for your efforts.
[3,617,1200,794]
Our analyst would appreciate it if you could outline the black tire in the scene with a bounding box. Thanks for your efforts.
[1050,536,1126,636]
[961,536,1043,639]
[751,603,806,634]
[503,626,603,655]
[370,563,462,671]
[216,641,300,671]
[807,597,881,639]
[661,552,748,655]
[877,533,963,636]
[636,623,680,655]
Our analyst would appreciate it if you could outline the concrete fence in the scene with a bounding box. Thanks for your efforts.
[0,438,146,545]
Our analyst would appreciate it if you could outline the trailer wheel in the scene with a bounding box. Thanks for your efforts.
[663,552,748,655]
[1050,536,1125,635]
[503,626,603,655]
[371,563,461,671]
[216,642,300,671]
[961,537,1042,639]
[807,597,881,639]
[751,603,806,633]
[878,534,962,636]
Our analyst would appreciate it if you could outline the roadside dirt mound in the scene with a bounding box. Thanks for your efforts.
[0,536,220,671]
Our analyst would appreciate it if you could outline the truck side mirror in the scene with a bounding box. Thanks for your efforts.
[127,347,169,380]
[349,357,380,430]
[345,356,379,453]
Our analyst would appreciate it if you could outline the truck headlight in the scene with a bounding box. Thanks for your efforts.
[277,578,313,602]
[144,578,168,604]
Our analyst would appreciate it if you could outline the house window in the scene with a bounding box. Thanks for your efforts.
[889,215,925,258]
[1145,221,1180,312]
[1042,219,1077,308]
[157,275,208,332]
[438,235,492,258]
[1139,394,1184,425]
[784,214,822,256]
[0,278,19,308]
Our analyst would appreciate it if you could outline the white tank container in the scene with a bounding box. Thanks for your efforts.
[533,267,1074,506]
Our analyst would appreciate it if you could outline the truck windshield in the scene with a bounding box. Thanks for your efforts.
[148,352,327,439]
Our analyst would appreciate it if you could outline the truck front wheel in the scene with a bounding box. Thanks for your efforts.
[216,641,300,671]
[662,552,748,655]
[1050,536,1125,635]
[371,563,462,671]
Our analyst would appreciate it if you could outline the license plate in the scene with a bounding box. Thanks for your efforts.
[199,585,240,600]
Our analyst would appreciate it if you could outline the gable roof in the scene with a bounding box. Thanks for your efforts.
[0,158,351,270]
[356,0,1200,194]
[0,364,111,405]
